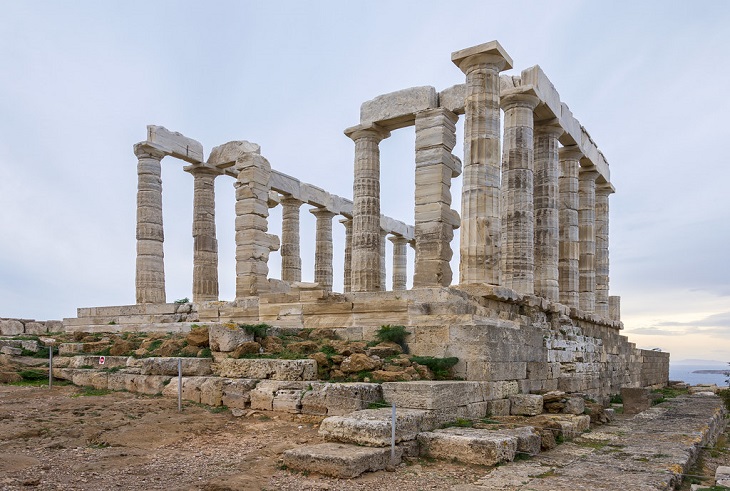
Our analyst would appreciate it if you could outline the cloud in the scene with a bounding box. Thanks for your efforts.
[657,312,730,328]
[625,327,684,337]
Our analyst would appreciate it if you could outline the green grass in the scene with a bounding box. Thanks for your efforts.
[18,369,47,381]
[198,348,212,358]
[409,356,459,380]
[374,325,408,351]
[440,418,474,429]
[240,323,270,339]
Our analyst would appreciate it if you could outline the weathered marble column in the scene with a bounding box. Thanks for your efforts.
[310,207,335,291]
[340,218,353,293]
[558,146,583,309]
[452,41,513,285]
[389,235,408,291]
[578,168,600,312]
[379,229,388,291]
[344,124,390,292]
[280,197,302,283]
[234,153,280,298]
[533,119,563,302]
[500,89,540,295]
[595,183,614,317]
[413,108,460,287]
[609,295,621,322]
[189,166,219,302]
[134,143,167,304]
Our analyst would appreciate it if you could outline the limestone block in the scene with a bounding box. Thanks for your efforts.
[486,399,511,416]
[249,380,306,411]
[44,320,63,332]
[0,319,24,335]
[139,357,212,376]
[510,394,544,416]
[319,408,428,446]
[71,370,109,389]
[467,361,527,381]
[269,170,301,199]
[146,125,204,163]
[282,443,402,479]
[382,381,484,409]
[1,346,21,355]
[417,428,517,466]
[199,377,225,406]
[621,387,651,415]
[339,353,381,373]
[360,86,438,130]
[58,343,84,355]
[563,396,585,415]
[716,466,730,487]
[323,383,383,416]
[215,358,317,381]
[438,84,466,114]
[272,388,304,413]
[24,322,46,334]
[221,379,258,409]
[207,140,260,167]
[494,426,542,456]
[69,356,129,369]
[208,324,254,352]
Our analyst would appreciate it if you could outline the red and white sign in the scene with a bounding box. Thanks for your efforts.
[99,356,106,365]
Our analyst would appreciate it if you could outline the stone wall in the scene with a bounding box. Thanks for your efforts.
[0,317,63,335]
[640,348,671,388]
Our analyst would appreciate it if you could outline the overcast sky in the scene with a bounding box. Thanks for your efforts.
[1,1,728,362]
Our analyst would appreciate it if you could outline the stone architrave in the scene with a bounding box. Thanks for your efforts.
[340,218,353,293]
[452,41,513,285]
[558,146,582,309]
[578,168,600,312]
[280,197,303,283]
[344,123,390,292]
[188,166,220,302]
[595,183,614,317]
[379,229,388,291]
[310,207,336,291]
[234,153,280,298]
[533,119,563,302]
[500,88,540,295]
[134,142,168,304]
[389,235,408,291]
[413,108,460,287]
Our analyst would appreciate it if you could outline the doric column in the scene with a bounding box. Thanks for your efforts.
[189,166,219,302]
[595,183,614,317]
[379,229,388,291]
[340,218,353,293]
[413,108,460,287]
[134,143,167,304]
[578,168,600,312]
[500,89,540,295]
[558,146,582,309]
[280,197,302,283]
[310,208,336,291]
[609,295,621,322]
[533,119,563,302]
[344,123,390,292]
[389,235,408,291]
[452,41,512,285]
[234,153,280,298]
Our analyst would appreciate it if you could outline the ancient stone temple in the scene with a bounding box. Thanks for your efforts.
[64,40,668,399]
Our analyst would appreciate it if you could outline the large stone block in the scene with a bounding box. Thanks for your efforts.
[417,428,517,465]
[283,443,402,479]
[24,322,47,335]
[139,357,212,376]
[382,381,484,409]
[0,319,24,335]
[208,324,254,352]
[221,379,259,409]
[215,358,317,381]
[360,86,438,130]
[510,394,544,416]
[621,387,651,415]
[147,125,204,163]
[69,356,129,369]
[319,408,428,446]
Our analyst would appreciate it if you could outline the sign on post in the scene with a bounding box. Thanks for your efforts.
[99,356,106,365]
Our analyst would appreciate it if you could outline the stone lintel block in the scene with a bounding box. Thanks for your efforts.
[319,408,427,446]
[207,140,260,168]
[382,381,485,409]
[360,86,438,130]
[451,40,513,72]
[269,170,301,200]
[380,216,415,240]
[301,183,333,209]
[146,125,204,164]
[139,357,213,376]
[559,102,581,146]
[438,84,466,115]
[282,443,402,479]
[417,428,517,466]
[520,65,562,122]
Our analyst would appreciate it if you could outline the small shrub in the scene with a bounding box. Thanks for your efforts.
[240,323,270,339]
[174,297,190,304]
[147,340,163,352]
[410,356,459,380]
[719,389,730,412]
[609,394,623,404]
[319,345,337,357]
[19,369,47,381]
[441,418,473,429]
[198,348,212,358]
[375,325,408,349]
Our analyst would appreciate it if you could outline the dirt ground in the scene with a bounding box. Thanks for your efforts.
[0,385,487,491]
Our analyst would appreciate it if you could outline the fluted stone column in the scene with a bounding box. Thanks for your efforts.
[500,89,540,295]
[280,197,302,283]
[134,143,167,304]
[558,146,582,309]
[578,168,600,312]
[413,108,459,287]
[389,235,408,291]
[189,166,219,302]
[533,119,563,302]
[311,208,335,291]
[452,41,512,285]
[595,183,614,317]
[609,295,621,322]
[341,218,353,293]
[345,124,390,292]
[234,153,280,298]
[379,229,388,291]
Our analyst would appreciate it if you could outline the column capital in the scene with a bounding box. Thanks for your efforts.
[534,118,564,138]
[559,145,584,161]
[388,234,408,245]
[596,182,616,195]
[579,168,600,182]
[309,207,336,219]
[134,142,167,160]
[451,40,513,73]
[280,195,303,206]
[500,87,540,112]
[344,123,390,143]
[184,164,221,177]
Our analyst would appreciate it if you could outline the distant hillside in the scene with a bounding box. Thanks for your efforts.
[672,359,728,365]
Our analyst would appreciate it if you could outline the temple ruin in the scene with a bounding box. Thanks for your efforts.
[64,40,669,399]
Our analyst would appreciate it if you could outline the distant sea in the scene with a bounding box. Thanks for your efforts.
[669,364,730,386]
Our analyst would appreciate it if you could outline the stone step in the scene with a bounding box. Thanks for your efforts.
[282,442,402,478]
[319,408,432,446]
[418,427,519,466]
[62,322,199,334]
